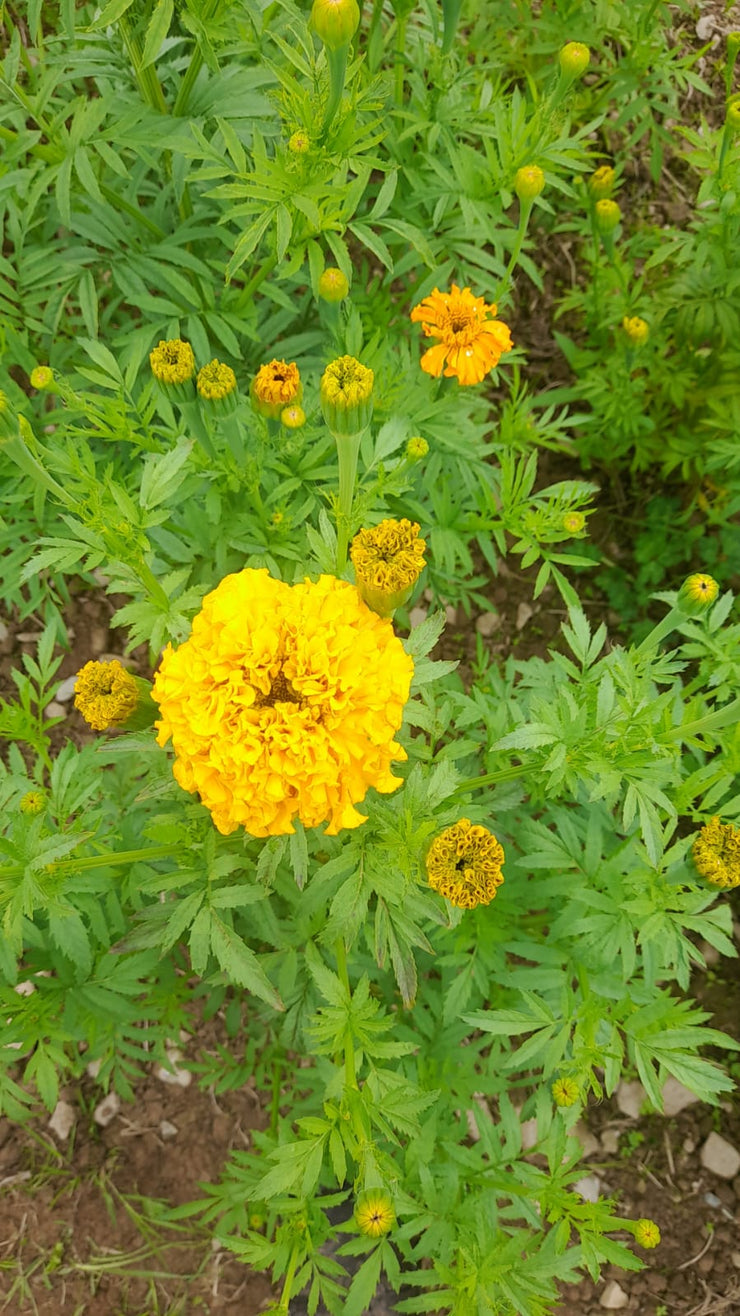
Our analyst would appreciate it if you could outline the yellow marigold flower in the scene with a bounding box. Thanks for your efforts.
[197,359,237,402]
[350,518,427,617]
[150,339,196,401]
[562,511,585,534]
[679,572,719,612]
[552,1077,580,1107]
[634,1219,661,1249]
[152,569,414,838]
[559,41,590,79]
[281,404,306,429]
[622,316,649,346]
[595,199,621,233]
[319,267,349,302]
[514,165,545,201]
[19,791,45,815]
[30,365,54,390]
[320,355,374,436]
[406,435,429,460]
[692,816,740,890]
[74,660,140,732]
[251,360,302,420]
[410,284,513,386]
[426,818,505,910]
[311,0,360,50]
[588,165,615,199]
[288,130,310,154]
[354,1189,395,1237]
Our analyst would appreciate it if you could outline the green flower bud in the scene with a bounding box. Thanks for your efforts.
[559,42,590,79]
[320,355,373,436]
[588,165,615,199]
[595,198,621,233]
[678,573,719,614]
[514,165,545,201]
[319,267,350,302]
[311,0,360,51]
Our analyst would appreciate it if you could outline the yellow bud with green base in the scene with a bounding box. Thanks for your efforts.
[319,266,350,302]
[588,165,615,199]
[30,365,55,390]
[514,165,545,201]
[595,198,621,233]
[311,0,360,51]
[678,573,719,614]
[320,355,373,436]
[196,360,238,417]
[622,316,649,346]
[559,41,590,79]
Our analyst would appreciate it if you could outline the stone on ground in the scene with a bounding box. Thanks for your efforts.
[700,1132,740,1180]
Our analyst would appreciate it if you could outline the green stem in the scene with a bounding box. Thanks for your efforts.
[118,13,168,114]
[323,43,350,136]
[277,1240,301,1314]
[394,17,408,105]
[334,431,362,573]
[270,1058,283,1133]
[0,844,182,882]
[634,606,684,657]
[234,256,278,309]
[717,123,732,179]
[498,197,534,301]
[453,763,526,796]
[335,939,357,1091]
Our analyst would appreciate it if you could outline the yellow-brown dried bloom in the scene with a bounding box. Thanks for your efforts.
[288,130,310,154]
[406,435,429,460]
[354,1189,395,1237]
[588,165,616,199]
[74,660,140,732]
[514,165,545,201]
[319,267,349,302]
[559,41,590,79]
[692,816,740,890]
[562,511,586,534]
[350,518,427,617]
[634,1219,661,1249]
[622,316,649,346]
[30,366,54,390]
[150,339,196,391]
[679,573,719,612]
[595,199,621,233]
[552,1077,580,1107]
[410,284,512,386]
[251,360,302,420]
[152,569,413,838]
[320,355,374,435]
[281,404,306,429]
[426,818,505,910]
[19,791,45,816]
[197,359,237,402]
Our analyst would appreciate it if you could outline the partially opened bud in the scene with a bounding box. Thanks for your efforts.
[288,130,310,154]
[406,435,429,460]
[595,198,621,233]
[552,1077,580,1107]
[633,1219,661,1249]
[622,316,649,346]
[693,816,740,889]
[725,97,740,132]
[311,0,360,50]
[588,165,615,199]
[30,365,55,391]
[354,1189,395,1237]
[514,165,545,201]
[559,42,590,79]
[250,360,302,421]
[319,267,350,302]
[678,573,719,613]
[320,355,373,436]
[150,339,196,403]
[20,791,45,816]
[197,359,238,416]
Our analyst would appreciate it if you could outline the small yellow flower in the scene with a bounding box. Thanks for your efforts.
[588,165,616,199]
[692,816,740,890]
[288,130,310,154]
[514,165,545,201]
[410,284,513,386]
[30,366,55,390]
[426,818,505,910]
[406,435,429,460]
[679,573,719,612]
[19,791,45,815]
[354,1189,395,1237]
[552,1077,580,1107]
[622,316,649,346]
[559,41,590,79]
[251,360,302,420]
[319,267,349,303]
[271,510,284,525]
[150,339,196,391]
[351,519,427,617]
[320,355,374,435]
[562,511,585,534]
[595,199,621,233]
[281,404,306,429]
[634,1219,661,1249]
[311,0,360,50]
[196,359,237,402]
[74,660,140,732]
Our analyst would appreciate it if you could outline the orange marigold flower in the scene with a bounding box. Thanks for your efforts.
[251,360,302,420]
[410,284,512,386]
[152,569,414,838]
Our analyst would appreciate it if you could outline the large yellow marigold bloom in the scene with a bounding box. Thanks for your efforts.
[152,570,414,838]
[410,284,512,386]
[426,818,504,909]
[692,816,740,889]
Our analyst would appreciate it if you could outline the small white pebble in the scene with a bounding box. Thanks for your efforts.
[93,1092,121,1128]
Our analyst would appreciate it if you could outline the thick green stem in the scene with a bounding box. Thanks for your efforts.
[499,197,534,301]
[634,606,684,657]
[118,14,168,114]
[453,763,526,796]
[335,939,358,1091]
[334,431,362,573]
[0,844,182,882]
[234,256,278,309]
[323,43,350,136]
[394,17,408,105]
[277,1240,301,1314]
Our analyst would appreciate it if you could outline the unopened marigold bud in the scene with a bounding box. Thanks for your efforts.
[20,791,45,816]
[30,365,54,391]
[634,1219,661,1249]
[588,165,615,199]
[320,355,373,436]
[311,0,360,51]
[150,339,196,403]
[250,360,302,421]
[351,518,426,617]
[319,266,350,302]
[693,816,740,889]
[562,510,585,534]
[559,41,590,79]
[197,360,238,415]
[74,660,141,732]
[406,435,429,460]
[728,32,740,57]
[281,404,306,429]
[514,165,545,201]
[552,1077,580,1107]
[288,130,310,154]
[354,1189,395,1237]
[678,572,719,613]
[622,316,649,346]
[725,97,740,132]
[595,198,621,233]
